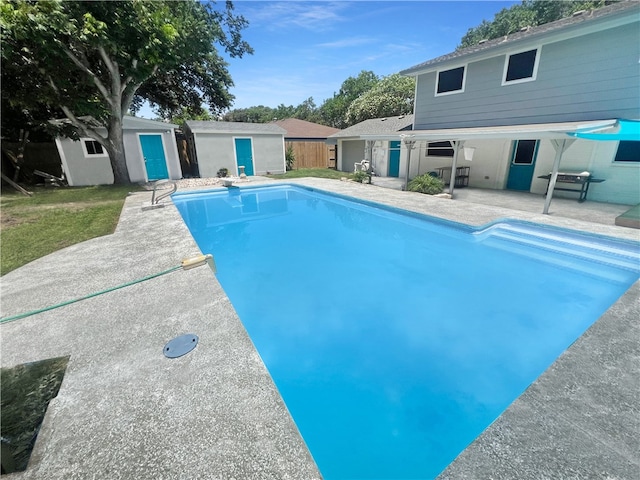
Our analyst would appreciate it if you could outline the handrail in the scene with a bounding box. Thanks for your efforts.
[151,179,177,205]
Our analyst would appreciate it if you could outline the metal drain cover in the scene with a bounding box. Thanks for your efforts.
[164,334,198,358]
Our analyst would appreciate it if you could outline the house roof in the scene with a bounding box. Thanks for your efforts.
[185,121,286,135]
[328,115,414,140]
[51,115,178,130]
[272,118,339,139]
[401,1,640,76]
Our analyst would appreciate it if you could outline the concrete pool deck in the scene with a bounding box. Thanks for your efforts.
[1,177,638,479]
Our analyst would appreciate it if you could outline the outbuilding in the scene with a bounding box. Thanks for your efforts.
[55,115,181,186]
[183,121,286,177]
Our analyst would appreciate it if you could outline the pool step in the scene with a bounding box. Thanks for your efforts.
[477,222,640,275]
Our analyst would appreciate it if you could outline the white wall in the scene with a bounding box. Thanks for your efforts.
[57,137,114,186]
[194,133,285,178]
[58,128,181,186]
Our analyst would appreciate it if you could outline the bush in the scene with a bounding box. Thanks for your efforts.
[352,171,369,183]
[407,173,445,195]
[216,167,229,178]
[285,144,295,171]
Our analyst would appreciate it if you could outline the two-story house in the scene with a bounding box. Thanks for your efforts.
[360,1,639,206]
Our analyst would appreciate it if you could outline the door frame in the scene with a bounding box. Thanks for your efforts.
[233,137,255,176]
[137,133,170,181]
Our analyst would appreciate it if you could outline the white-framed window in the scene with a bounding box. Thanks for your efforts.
[502,48,540,85]
[614,141,640,163]
[435,65,466,96]
[81,139,107,158]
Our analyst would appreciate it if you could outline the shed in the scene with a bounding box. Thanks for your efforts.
[183,121,286,177]
[55,115,181,186]
[272,118,339,169]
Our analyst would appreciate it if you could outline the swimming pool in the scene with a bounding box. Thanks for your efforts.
[173,184,640,479]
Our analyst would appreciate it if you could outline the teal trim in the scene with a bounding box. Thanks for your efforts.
[506,140,539,191]
[140,134,169,180]
[388,141,401,177]
[235,138,254,176]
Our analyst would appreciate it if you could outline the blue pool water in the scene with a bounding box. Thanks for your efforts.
[173,185,640,479]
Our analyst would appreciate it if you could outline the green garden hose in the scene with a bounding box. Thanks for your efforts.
[0,254,216,325]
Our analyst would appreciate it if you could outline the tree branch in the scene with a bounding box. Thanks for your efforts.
[62,46,114,108]
[49,77,106,143]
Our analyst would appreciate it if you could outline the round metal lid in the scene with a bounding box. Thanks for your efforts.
[164,334,199,358]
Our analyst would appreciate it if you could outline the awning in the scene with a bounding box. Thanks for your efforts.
[359,119,618,142]
[567,119,640,141]
[357,119,631,214]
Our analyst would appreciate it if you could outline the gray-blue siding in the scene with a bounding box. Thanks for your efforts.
[414,23,640,129]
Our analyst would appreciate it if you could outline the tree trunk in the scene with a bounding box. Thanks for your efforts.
[105,116,130,185]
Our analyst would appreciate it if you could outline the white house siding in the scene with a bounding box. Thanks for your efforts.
[413,23,640,129]
[56,137,114,186]
[57,118,180,186]
[123,129,181,183]
[339,140,365,173]
[194,133,285,178]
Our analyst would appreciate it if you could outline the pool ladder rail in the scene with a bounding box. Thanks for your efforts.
[142,179,177,211]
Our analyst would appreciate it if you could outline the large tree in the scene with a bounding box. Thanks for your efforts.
[1,0,252,184]
[459,0,614,48]
[345,74,414,126]
[318,70,379,129]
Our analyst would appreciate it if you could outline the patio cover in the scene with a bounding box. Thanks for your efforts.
[359,119,626,213]
[568,118,640,141]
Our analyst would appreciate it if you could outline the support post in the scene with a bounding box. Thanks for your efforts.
[449,140,463,196]
[401,135,416,191]
[543,139,572,214]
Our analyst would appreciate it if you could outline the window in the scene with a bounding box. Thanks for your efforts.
[82,140,105,156]
[614,141,640,162]
[503,48,539,84]
[512,140,538,164]
[436,66,465,95]
[427,141,454,157]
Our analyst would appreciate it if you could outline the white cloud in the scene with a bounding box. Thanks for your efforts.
[316,36,377,48]
[241,1,348,32]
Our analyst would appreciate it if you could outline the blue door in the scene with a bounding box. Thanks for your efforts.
[506,140,538,191]
[234,138,254,176]
[140,134,169,180]
[388,141,400,177]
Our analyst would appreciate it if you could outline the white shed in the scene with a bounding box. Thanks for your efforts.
[183,121,286,177]
[55,116,181,186]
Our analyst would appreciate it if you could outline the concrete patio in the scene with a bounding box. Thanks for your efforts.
[1,177,638,479]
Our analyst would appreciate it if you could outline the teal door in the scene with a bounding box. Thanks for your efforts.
[506,140,538,191]
[140,134,169,180]
[234,138,254,176]
[388,141,400,177]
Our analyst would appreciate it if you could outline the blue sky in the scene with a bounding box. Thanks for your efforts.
[140,1,520,117]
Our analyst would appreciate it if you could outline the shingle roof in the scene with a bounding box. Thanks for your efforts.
[401,0,639,75]
[184,121,286,134]
[328,115,414,138]
[272,118,340,139]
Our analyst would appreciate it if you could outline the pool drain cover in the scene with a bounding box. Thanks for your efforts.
[164,334,199,358]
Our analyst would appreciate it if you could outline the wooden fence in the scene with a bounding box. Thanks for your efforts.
[286,141,336,169]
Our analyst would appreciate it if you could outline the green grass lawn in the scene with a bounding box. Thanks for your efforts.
[1,185,137,275]
[267,167,352,180]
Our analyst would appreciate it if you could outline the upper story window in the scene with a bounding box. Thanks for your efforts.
[427,141,454,157]
[82,139,106,157]
[614,141,640,163]
[503,48,539,85]
[435,66,466,96]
